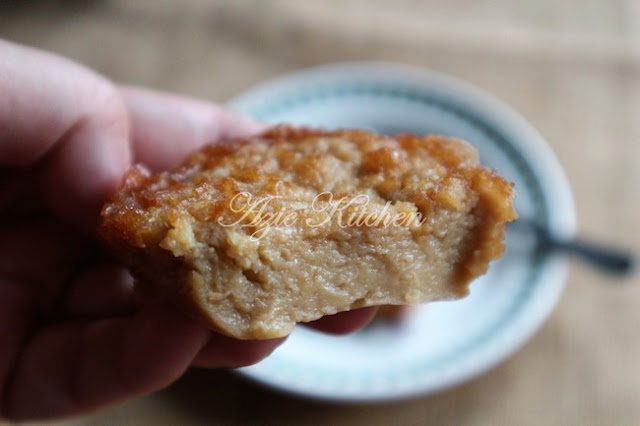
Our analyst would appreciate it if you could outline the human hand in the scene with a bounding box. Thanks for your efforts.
[0,39,377,421]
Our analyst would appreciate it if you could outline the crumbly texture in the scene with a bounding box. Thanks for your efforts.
[99,126,517,339]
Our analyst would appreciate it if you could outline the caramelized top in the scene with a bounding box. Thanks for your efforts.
[100,126,516,248]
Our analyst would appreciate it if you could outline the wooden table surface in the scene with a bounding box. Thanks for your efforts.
[2,1,639,425]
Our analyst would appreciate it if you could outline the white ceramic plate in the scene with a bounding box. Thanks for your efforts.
[228,63,576,402]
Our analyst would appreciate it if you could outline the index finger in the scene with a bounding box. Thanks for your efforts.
[0,39,131,231]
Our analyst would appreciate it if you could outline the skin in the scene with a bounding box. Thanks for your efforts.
[0,39,377,421]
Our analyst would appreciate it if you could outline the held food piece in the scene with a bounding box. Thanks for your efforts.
[99,126,517,339]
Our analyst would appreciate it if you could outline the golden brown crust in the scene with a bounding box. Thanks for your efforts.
[99,126,517,339]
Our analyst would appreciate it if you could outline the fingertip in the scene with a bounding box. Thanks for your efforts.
[306,307,379,335]
[215,108,268,138]
[192,334,286,369]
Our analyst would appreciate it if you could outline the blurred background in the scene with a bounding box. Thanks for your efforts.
[1,0,638,424]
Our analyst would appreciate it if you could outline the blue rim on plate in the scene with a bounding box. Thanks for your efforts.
[228,63,576,401]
